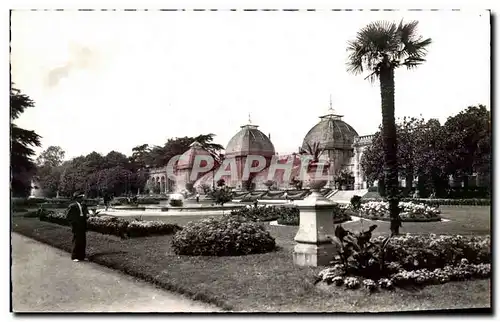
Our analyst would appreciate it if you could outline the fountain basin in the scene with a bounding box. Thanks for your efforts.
[107,203,246,216]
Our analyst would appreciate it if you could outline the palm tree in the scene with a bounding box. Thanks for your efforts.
[299,142,324,164]
[346,20,432,235]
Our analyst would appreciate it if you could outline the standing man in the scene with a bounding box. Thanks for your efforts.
[196,192,200,203]
[66,192,88,262]
[103,192,110,211]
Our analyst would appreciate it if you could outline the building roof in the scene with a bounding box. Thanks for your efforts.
[225,119,275,157]
[176,141,214,170]
[302,104,358,151]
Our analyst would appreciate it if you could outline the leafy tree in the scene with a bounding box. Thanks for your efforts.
[146,134,224,168]
[444,105,491,188]
[35,146,66,197]
[11,86,42,196]
[36,146,65,168]
[104,151,129,169]
[347,20,432,235]
[413,118,449,197]
[210,186,233,206]
[97,166,135,197]
[84,151,106,173]
[360,132,384,186]
[130,144,152,169]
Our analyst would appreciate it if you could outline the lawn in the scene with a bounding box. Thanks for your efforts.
[11,206,491,312]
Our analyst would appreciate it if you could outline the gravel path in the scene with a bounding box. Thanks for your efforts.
[11,233,221,312]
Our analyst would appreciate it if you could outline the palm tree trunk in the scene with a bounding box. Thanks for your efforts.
[379,63,401,235]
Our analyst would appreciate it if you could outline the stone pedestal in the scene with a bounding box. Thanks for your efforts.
[293,189,338,267]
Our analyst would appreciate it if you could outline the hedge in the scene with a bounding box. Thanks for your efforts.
[361,198,490,206]
[37,209,181,238]
[276,204,352,226]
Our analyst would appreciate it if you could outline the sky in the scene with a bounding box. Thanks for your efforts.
[10,9,490,160]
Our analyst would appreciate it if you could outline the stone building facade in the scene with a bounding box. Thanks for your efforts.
[147,101,374,193]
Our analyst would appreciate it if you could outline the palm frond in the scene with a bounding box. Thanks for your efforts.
[346,19,431,80]
[402,56,426,70]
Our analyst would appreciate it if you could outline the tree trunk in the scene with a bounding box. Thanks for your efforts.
[379,64,401,236]
[405,171,413,197]
[378,176,386,197]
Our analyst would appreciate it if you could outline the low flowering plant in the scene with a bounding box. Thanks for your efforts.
[358,201,441,222]
[362,279,377,292]
[316,231,491,290]
[344,277,361,289]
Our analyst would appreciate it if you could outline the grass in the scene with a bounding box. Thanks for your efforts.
[11,206,491,312]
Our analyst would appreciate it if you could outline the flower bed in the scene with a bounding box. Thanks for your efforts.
[358,201,441,222]
[276,204,352,226]
[227,205,286,222]
[319,262,491,292]
[126,219,182,237]
[362,198,490,206]
[38,209,181,238]
[316,229,491,291]
[11,197,47,208]
[171,216,276,256]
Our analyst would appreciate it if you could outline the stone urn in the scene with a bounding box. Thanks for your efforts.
[304,161,329,199]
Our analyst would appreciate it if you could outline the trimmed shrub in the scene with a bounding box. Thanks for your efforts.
[38,210,180,238]
[11,197,47,208]
[276,204,352,226]
[240,195,259,202]
[228,205,286,222]
[275,206,301,225]
[169,199,183,207]
[172,217,276,256]
[126,220,182,238]
[87,216,129,238]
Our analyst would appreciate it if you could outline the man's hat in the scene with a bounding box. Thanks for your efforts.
[73,192,85,199]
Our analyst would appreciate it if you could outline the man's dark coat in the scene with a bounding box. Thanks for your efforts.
[66,201,88,260]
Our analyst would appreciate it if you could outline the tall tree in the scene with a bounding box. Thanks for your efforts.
[36,146,65,168]
[10,86,42,197]
[104,151,129,169]
[347,20,432,235]
[35,146,66,197]
[413,118,449,197]
[444,105,491,188]
[130,144,152,169]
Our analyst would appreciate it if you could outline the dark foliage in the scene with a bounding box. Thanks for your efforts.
[171,216,276,256]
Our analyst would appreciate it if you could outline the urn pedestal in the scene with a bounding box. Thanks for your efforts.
[293,177,338,267]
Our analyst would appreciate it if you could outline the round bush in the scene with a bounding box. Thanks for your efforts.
[171,217,276,256]
[169,199,183,207]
